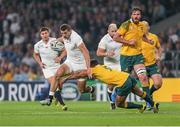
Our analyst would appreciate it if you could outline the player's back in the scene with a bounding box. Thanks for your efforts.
[91,65,129,87]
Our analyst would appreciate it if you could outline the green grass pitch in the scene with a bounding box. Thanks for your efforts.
[0,101,180,126]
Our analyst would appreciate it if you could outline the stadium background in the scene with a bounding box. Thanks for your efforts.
[0,0,180,102]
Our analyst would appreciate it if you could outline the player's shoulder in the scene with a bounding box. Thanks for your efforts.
[139,21,146,25]
[100,34,110,41]
[149,32,158,39]
[72,30,81,37]
[71,30,83,42]
[34,40,43,47]
[120,19,131,30]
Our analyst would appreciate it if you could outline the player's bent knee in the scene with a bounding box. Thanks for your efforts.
[138,74,149,86]
[154,81,162,89]
[152,74,163,89]
[136,68,146,75]
[137,71,147,80]
[136,68,148,81]
[77,78,86,93]
[153,76,163,89]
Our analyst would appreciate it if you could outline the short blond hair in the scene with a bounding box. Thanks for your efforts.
[108,23,117,30]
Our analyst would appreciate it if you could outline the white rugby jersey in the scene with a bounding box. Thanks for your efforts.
[98,33,122,67]
[34,37,64,68]
[64,30,86,64]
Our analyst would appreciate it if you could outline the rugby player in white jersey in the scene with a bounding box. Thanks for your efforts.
[33,27,67,110]
[40,24,94,106]
[97,23,122,110]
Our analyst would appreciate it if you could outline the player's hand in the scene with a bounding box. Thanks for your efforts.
[128,40,136,46]
[57,37,64,43]
[40,62,46,69]
[156,56,161,66]
[148,39,154,45]
[106,51,115,57]
[54,56,62,63]
[87,68,92,79]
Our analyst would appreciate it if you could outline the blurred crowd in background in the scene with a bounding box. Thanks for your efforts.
[0,0,180,81]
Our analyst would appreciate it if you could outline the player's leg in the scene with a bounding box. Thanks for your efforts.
[107,85,116,110]
[133,54,150,98]
[115,77,145,112]
[120,55,133,73]
[40,76,55,106]
[46,64,68,104]
[134,64,150,101]
[41,64,70,106]
[130,69,152,108]
[77,79,86,93]
[51,64,74,110]
[77,79,95,99]
[150,74,162,95]
[77,78,95,100]
[54,86,68,111]
[70,62,95,96]
[132,83,159,113]
[116,94,143,109]
[54,83,65,106]
[146,64,162,110]
[132,84,154,106]
[40,76,67,107]
[115,92,145,112]
[54,73,80,110]
[111,89,117,103]
[48,76,56,104]
[130,70,152,109]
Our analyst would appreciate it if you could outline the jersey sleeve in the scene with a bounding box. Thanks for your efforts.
[142,23,147,35]
[98,36,106,49]
[75,34,83,47]
[154,35,160,48]
[117,21,130,36]
[34,43,39,54]
[117,26,127,36]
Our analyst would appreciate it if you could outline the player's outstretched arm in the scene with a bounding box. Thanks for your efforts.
[57,70,88,88]
[69,70,88,79]
[78,43,92,78]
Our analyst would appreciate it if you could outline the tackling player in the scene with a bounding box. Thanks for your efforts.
[63,59,159,113]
